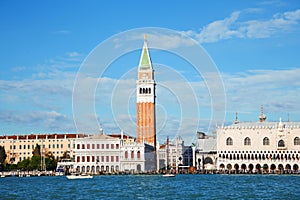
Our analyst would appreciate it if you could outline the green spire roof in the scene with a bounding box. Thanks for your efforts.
[141,47,150,67]
[139,36,152,69]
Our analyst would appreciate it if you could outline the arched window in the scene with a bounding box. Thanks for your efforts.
[125,151,128,159]
[131,151,134,159]
[226,137,233,145]
[244,137,251,145]
[278,140,285,147]
[294,137,300,145]
[149,88,151,94]
[145,88,148,94]
[77,144,80,149]
[137,151,141,159]
[204,157,213,164]
[263,137,270,145]
[137,164,141,172]
[143,88,146,94]
[139,88,142,94]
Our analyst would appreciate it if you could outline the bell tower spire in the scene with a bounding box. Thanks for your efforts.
[136,35,156,148]
[138,34,153,72]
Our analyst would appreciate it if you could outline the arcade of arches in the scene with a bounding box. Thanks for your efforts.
[218,150,300,172]
[75,164,143,174]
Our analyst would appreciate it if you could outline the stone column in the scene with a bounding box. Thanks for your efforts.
[192,146,196,167]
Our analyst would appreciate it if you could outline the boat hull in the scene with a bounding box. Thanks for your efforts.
[66,175,93,179]
[162,174,175,177]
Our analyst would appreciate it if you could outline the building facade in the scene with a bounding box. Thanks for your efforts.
[73,130,147,174]
[74,133,121,173]
[136,35,156,148]
[120,137,145,173]
[158,137,193,172]
[0,133,84,164]
[217,113,300,173]
[195,132,217,171]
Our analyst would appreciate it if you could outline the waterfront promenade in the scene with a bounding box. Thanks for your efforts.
[1,168,300,178]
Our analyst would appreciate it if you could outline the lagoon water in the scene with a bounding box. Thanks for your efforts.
[1,174,300,199]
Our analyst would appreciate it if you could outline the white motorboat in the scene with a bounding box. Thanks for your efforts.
[162,173,175,177]
[66,173,93,180]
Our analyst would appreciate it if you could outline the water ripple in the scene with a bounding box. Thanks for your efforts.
[0,174,300,199]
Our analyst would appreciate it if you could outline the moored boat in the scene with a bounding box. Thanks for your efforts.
[66,173,93,179]
[162,173,175,177]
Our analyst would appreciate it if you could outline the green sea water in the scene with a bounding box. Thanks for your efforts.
[1,174,299,199]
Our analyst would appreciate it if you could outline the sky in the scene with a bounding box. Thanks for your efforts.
[1,0,300,144]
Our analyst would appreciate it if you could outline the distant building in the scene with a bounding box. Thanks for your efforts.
[195,132,217,171]
[120,135,145,173]
[74,132,122,173]
[158,137,193,171]
[0,133,84,164]
[217,110,300,173]
[73,129,154,174]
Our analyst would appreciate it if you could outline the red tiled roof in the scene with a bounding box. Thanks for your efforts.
[66,134,78,138]
[37,135,47,139]
[56,134,65,139]
[28,134,36,139]
[7,135,17,139]
[18,135,27,140]
[0,133,86,140]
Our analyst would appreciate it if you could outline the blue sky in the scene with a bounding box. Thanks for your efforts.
[1,0,300,144]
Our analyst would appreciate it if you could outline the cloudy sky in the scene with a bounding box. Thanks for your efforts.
[1,0,300,144]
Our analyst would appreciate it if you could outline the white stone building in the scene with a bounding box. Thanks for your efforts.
[158,137,192,171]
[73,130,148,174]
[120,136,145,173]
[74,133,121,173]
[195,132,217,171]
[217,112,300,173]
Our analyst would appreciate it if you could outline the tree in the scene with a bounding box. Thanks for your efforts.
[32,144,41,156]
[17,158,30,170]
[28,156,41,170]
[6,163,17,171]
[0,146,7,171]
[45,157,57,170]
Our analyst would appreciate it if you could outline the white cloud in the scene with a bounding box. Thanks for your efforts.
[196,12,243,43]
[2,56,300,143]
[187,9,300,43]
[0,110,74,133]
[223,68,300,121]
[244,10,299,38]
[68,52,81,57]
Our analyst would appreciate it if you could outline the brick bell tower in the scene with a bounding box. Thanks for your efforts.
[136,35,156,148]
